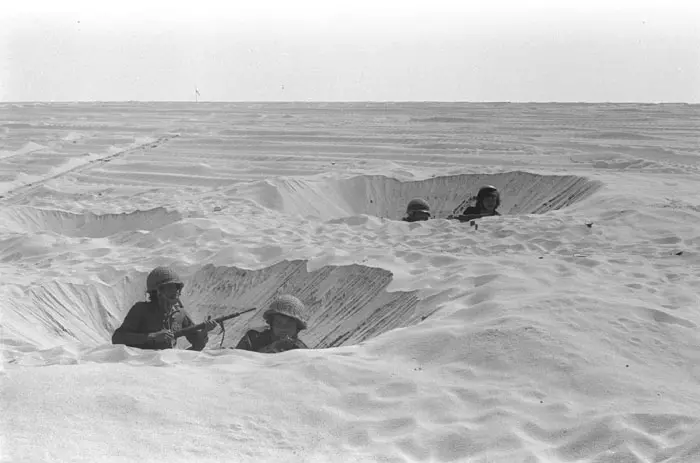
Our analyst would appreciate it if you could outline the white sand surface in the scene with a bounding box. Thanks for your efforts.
[1,102,700,462]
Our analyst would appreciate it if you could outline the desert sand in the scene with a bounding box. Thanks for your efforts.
[1,102,700,462]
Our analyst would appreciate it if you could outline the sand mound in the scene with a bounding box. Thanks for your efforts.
[0,206,183,238]
[237,171,602,220]
[2,260,438,352]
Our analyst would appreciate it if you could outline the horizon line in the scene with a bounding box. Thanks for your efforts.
[2,100,698,105]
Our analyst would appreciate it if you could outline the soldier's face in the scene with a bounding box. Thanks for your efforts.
[408,210,431,221]
[157,283,182,303]
[482,193,498,212]
[271,314,299,338]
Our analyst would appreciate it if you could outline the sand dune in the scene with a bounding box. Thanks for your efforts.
[1,102,700,462]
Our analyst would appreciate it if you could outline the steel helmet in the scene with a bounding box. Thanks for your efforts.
[476,185,501,210]
[406,198,430,213]
[263,294,308,330]
[478,185,498,195]
[146,266,184,292]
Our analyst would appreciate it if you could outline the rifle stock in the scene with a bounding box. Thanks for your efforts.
[173,307,257,339]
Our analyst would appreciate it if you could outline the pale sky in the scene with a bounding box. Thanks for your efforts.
[1,0,699,102]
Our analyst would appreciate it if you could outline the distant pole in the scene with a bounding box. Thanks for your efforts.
[195,87,200,103]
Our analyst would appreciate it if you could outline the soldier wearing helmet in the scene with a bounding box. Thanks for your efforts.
[453,185,501,222]
[112,266,217,351]
[402,198,431,222]
[235,294,309,353]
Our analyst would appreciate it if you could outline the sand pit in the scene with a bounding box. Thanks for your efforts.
[0,206,183,238]
[3,261,435,352]
[242,171,602,220]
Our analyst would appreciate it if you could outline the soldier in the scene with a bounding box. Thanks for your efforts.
[403,198,432,222]
[453,185,501,222]
[112,266,217,351]
[235,294,309,353]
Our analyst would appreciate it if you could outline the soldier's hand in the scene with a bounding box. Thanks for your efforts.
[258,343,280,354]
[148,329,174,344]
[258,337,297,353]
[273,337,298,350]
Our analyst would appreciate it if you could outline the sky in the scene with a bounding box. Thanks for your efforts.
[1,0,699,102]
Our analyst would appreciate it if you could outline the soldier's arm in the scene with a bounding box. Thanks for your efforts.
[235,331,257,351]
[111,304,149,346]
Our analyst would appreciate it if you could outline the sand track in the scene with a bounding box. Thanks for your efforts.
[1,134,179,205]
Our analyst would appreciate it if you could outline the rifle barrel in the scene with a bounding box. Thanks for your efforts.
[173,307,257,339]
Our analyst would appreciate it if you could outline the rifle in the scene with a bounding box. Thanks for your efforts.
[173,307,257,339]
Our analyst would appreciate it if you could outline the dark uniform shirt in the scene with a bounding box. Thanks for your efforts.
[235,328,308,353]
[111,300,208,350]
[454,206,501,222]
[462,206,500,216]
